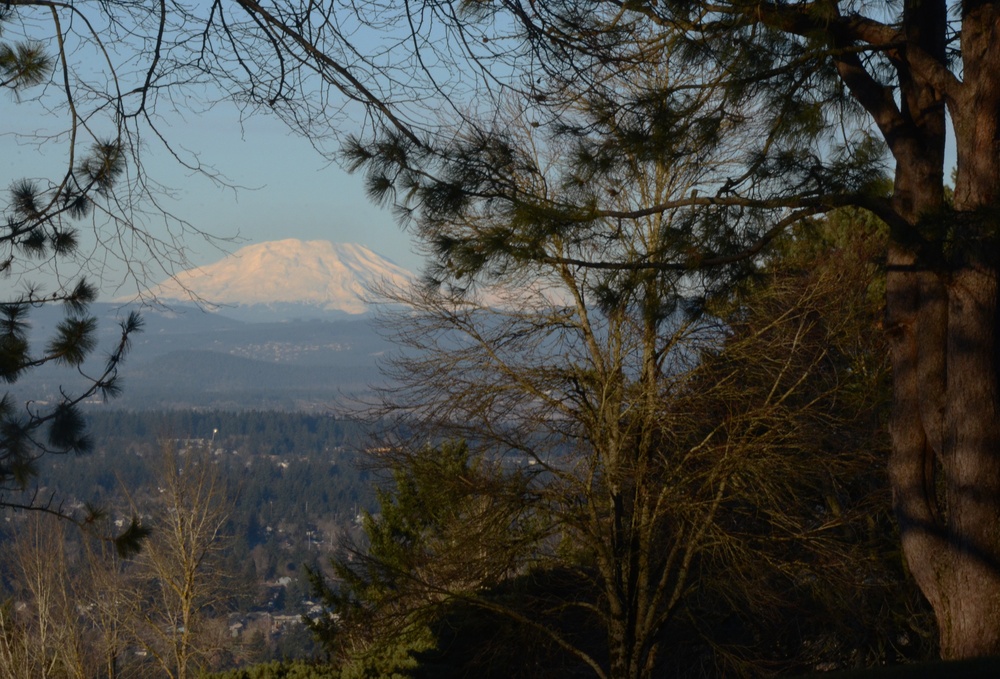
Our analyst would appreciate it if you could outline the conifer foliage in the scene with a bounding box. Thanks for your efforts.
[1,18,142,534]
[7,0,1000,661]
[306,194,925,678]
[336,0,1000,660]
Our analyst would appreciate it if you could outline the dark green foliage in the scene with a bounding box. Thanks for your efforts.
[0,305,29,383]
[0,21,142,520]
[308,440,544,677]
[205,660,340,678]
[410,568,601,679]
[76,141,125,195]
[113,515,154,559]
[0,302,141,503]
[45,318,97,368]
[363,440,473,579]
[0,40,52,90]
[46,403,90,452]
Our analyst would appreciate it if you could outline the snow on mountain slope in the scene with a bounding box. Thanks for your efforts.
[138,240,414,315]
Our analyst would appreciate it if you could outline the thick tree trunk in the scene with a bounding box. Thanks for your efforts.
[890,77,1000,669]
[881,0,1000,658]
[942,260,1000,656]
[889,248,1000,658]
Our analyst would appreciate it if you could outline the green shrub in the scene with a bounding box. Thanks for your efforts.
[204,660,340,679]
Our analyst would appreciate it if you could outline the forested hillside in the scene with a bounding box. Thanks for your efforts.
[7,0,998,673]
[5,307,392,412]
[0,411,376,672]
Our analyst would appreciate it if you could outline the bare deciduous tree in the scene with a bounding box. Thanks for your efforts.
[0,517,88,679]
[327,102,908,675]
[0,444,237,678]
[130,445,234,679]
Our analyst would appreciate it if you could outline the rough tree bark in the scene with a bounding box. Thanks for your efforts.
[880,0,1000,659]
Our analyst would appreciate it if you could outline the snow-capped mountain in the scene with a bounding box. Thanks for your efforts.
[137,239,414,317]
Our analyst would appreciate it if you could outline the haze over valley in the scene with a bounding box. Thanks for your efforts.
[16,240,410,411]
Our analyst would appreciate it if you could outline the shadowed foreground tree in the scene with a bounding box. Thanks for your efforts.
[334,0,1000,658]
[308,440,531,678]
[328,59,927,673]
[310,203,927,678]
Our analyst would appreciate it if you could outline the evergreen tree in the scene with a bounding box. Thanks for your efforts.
[336,0,1000,660]
[312,194,919,678]
[309,440,539,678]
[1,21,143,536]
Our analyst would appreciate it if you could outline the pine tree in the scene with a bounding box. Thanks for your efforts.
[1,23,143,543]
[339,0,1000,660]
[326,116,921,676]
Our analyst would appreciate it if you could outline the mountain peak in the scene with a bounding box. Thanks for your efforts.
[137,239,414,316]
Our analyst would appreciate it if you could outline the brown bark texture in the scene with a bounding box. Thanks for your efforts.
[884,0,1000,658]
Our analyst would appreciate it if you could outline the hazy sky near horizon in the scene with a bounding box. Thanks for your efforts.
[2,94,426,301]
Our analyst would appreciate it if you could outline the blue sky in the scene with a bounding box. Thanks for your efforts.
[2,94,425,300]
[133,104,425,270]
[2,1,958,305]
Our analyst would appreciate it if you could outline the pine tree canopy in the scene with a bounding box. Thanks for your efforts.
[7,0,1000,660]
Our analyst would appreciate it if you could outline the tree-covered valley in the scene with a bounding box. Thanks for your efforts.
[7,0,1000,676]
[0,213,944,678]
[1,411,375,674]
